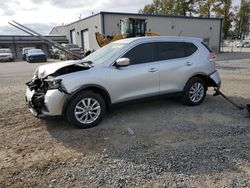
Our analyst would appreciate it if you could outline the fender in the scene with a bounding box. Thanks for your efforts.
[62,84,111,114]
[186,72,220,89]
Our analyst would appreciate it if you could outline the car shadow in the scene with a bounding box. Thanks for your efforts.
[45,94,250,175]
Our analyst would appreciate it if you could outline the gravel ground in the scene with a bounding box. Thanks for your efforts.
[0,57,249,187]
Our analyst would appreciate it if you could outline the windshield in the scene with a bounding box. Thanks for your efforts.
[83,43,126,65]
[0,49,11,53]
[121,20,132,36]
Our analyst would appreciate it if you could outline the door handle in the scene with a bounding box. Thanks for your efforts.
[148,68,158,72]
[186,62,193,66]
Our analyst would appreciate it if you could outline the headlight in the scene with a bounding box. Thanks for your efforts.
[46,78,62,89]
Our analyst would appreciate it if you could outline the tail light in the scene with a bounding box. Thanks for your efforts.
[209,52,216,61]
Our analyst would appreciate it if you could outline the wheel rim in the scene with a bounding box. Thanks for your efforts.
[189,82,204,103]
[74,98,101,124]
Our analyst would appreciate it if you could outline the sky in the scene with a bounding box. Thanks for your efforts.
[0,0,241,35]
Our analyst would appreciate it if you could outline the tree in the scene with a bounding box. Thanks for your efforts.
[197,0,234,39]
[174,0,197,16]
[234,0,250,39]
[139,0,196,16]
[214,0,234,39]
[196,0,222,18]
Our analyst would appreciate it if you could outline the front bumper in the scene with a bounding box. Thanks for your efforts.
[28,55,46,62]
[0,56,13,61]
[209,70,221,89]
[25,87,67,117]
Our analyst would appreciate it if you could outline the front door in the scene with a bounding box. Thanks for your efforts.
[109,42,160,103]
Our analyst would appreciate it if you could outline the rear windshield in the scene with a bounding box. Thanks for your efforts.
[201,42,212,52]
[28,49,43,53]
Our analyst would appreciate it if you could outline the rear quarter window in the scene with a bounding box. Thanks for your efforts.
[184,43,198,56]
[201,42,213,52]
[155,42,198,61]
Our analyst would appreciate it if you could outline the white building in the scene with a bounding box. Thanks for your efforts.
[50,11,223,53]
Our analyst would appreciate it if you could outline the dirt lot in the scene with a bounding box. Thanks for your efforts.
[0,57,250,187]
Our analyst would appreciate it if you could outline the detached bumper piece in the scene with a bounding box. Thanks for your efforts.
[209,71,221,89]
[25,79,47,117]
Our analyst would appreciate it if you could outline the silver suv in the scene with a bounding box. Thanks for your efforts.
[26,36,221,128]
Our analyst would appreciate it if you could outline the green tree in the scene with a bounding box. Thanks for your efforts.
[214,0,234,39]
[196,0,222,18]
[234,0,250,39]
[139,0,196,16]
[197,0,234,39]
[174,0,197,16]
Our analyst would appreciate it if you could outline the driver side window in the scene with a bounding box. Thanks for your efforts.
[122,43,155,65]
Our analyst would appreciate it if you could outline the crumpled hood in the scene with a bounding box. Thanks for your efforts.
[37,60,87,78]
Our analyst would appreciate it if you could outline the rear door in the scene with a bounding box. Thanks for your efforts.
[109,42,160,103]
[156,42,198,93]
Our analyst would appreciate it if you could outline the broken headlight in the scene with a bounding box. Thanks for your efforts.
[46,78,62,90]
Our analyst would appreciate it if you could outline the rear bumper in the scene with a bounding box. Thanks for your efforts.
[209,70,221,89]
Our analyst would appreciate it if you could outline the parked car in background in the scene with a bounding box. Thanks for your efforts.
[243,41,250,47]
[59,43,82,60]
[25,36,221,129]
[26,49,47,63]
[22,47,35,60]
[0,48,14,62]
[50,47,60,59]
[236,41,250,48]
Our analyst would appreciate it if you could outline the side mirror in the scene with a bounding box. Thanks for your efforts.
[115,58,130,67]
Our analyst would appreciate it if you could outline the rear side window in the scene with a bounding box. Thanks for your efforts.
[122,43,155,65]
[155,42,197,61]
[184,43,198,56]
[201,42,212,52]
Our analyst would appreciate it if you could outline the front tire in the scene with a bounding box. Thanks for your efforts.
[66,90,106,129]
[182,77,207,106]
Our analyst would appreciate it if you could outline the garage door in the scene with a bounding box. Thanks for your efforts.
[81,30,90,50]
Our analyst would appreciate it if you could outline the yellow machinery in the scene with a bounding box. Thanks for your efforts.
[95,18,159,47]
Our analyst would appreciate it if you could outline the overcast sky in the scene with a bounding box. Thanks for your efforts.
[0,0,241,35]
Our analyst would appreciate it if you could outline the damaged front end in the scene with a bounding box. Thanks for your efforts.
[25,77,61,116]
[25,61,92,117]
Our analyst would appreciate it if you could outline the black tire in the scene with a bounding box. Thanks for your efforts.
[182,77,207,106]
[66,90,106,129]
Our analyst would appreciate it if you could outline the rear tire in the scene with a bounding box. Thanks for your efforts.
[182,77,207,106]
[66,90,106,129]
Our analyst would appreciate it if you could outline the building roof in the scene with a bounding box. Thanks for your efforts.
[101,11,223,21]
[51,11,223,30]
[0,35,68,44]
